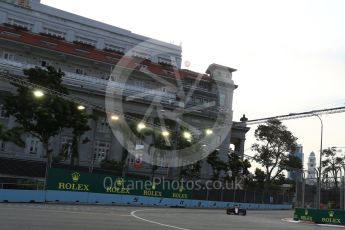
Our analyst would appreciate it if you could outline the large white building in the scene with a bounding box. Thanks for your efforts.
[0,0,249,179]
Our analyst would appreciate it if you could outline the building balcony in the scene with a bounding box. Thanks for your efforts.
[0,58,176,102]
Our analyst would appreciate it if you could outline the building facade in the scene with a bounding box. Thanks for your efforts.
[0,0,249,179]
[288,144,304,181]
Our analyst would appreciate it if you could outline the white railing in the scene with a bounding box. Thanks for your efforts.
[0,58,176,100]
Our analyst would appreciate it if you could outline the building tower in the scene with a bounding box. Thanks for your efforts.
[306,152,317,185]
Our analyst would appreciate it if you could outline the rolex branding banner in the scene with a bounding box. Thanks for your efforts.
[47,168,190,199]
[294,208,345,225]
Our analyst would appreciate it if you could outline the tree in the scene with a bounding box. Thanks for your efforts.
[252,119,301,190]
[227,151,251,180]
[180,161,201,180]
[4,66,89,167]
[0,123,25,148]
[252,168,266,189]
[322,148,343,188]
[207,150,227,180]
[66,102,92,167]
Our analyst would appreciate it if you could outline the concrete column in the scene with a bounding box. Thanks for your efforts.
[66,30,75,42]
[32,21,42,34]
[0,11,7,24]
[96,38,105,50]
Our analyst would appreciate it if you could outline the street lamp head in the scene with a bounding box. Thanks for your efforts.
[162,131,169,137]
[33,90,44,98]
[77,105,85,110]
[183,131,192,140]
[205,129,213,135]
[111,115,119,121]
[137,123,146,131]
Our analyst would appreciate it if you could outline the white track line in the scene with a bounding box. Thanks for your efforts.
[130,209,191,230]
[281,218,300,223]
[282,218,345,228]
[317,224,344,228]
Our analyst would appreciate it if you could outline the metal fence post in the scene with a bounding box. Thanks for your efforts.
[340,169,343,210]
[302,178,305,208]
[343,175,345,210]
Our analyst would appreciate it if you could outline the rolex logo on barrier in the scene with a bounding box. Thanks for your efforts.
[58,171,90,192]
[329,211,334,218]
[179,185,184,193]
[300,209,312,222]
[172,185,188,199]
[116,178,125,187]
[143,182,162,197]
[321,211,341,224]
[72,172,80,183]
[104,177,130,194]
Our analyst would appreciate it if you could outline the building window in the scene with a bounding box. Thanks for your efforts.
[75,68,85,75]
[132,51,150,60]
[97,117,110,133]
[0,104,9,119]
[7,18,31,30]
[74,36,96,47]
[25,135,41,155]
[40,58,51,67]
[219,93,226,106]
[3,51,15,61]
[93,141,110,161]
[195,97,202,104]
[0,140,5,152]
[104,44,125,54]
[42,27,65,39]
[158,57,175,66]
[17,0,30,8]
[134,80,144,88]
[61,136,73,159]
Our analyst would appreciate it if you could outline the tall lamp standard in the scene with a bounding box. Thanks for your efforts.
[314,114,323,209]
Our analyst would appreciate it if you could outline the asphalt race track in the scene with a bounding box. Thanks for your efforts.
[0,203,339,230]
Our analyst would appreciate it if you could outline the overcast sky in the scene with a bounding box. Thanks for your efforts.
[42,0,345,170]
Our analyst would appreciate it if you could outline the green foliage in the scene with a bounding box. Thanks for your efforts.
[207,151,227,180]
[0,123,25,147]
[4,66,91,167]
[252,119,300,190]
[100,159,124,171]
[180,161,201,180]
[227,151,251,179]
[322,148,344,188]
[65,102,92,167]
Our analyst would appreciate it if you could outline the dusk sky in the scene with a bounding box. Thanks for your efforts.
[42,0,345,170]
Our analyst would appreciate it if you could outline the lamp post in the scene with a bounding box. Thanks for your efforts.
[314,114,323,209]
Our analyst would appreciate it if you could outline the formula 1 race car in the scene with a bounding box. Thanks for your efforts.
[226,205,247,216]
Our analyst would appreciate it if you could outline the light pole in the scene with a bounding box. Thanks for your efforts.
[314,114,323,209]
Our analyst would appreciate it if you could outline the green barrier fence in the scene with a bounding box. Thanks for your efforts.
[294,208,345,225]
[47,168,191,199]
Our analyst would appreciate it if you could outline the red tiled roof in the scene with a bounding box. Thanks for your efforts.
[0,25,211,82]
